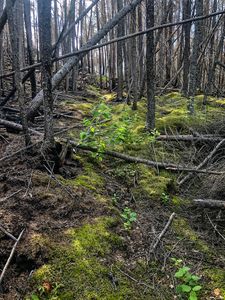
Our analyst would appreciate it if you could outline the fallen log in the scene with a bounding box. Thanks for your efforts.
[156,134,224,143]
[193,199,225,209]
[68,140,224,175]
[0,118,224,176]
[0,118,42,136]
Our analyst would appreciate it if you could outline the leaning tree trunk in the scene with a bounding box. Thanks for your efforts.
[0,0,16,35]
[27,0,143,120]
[38,0,54,150]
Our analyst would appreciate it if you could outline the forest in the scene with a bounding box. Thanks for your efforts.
[0,0,225,299]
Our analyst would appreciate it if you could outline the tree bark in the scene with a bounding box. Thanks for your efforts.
[146,0,155,130]
[38,0,54,149]
[6,0,31,146]
[24,0,36,98]
[187,0,203,114]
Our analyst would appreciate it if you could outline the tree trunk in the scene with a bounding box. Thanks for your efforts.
[24,0,36,98]
[6,0,31,146]
[182,0,191,96]
[187,0,203,114]
[146,0,155,130]
[38,0,54,149]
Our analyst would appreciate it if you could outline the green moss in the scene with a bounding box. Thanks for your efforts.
[28,218,152,300]
[171,196,190,206]
[103,92,116,102]
[65,102,93,114]
[173,217,211,254]
[60,161,104,192]
[204,268,225,298]
[86,84,102,98]
[132,165,172,201]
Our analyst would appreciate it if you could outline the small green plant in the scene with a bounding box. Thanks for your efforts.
[148,128,160,142]
[161,192,170,205]
[120,207,137,230]
[112,193,120,206]
[79,102,111,161]
[172,258,202,300]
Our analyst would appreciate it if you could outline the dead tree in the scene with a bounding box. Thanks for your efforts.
[37,0,54,150]
[6,0,31,146]
[146,0,155,130]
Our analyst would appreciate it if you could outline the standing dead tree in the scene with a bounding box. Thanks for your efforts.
[38,0,54,151]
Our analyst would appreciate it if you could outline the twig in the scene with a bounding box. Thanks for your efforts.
[0,224,17,241]
[43,165,76,200]
[206,214,225,242]
[116,266,153,290]
[0,141,41,163]
[178,139,225,186]
[0,189,23,203]
[150,213,176,253]
[0,229,25,285]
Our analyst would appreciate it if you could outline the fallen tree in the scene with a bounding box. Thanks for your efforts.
[0,118,223,176]
[0,118,42,136]
[26,0,143,120]
[156,134,224,143]
[193,199,225,209]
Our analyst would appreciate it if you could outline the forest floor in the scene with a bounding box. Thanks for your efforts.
[0,86,225,300]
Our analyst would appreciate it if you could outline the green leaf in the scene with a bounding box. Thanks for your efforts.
[180,284,192,293]
[31,295,40,300]
[191,275,200,282]
[175,267,190,278]
[192,285,202,292]
[189,290,197,300]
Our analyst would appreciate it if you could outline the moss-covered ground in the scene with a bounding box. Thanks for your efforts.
[4,87,225,300]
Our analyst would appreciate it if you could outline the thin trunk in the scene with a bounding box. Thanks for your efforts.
[146,0,155,130]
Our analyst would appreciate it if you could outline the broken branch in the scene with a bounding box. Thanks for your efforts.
[0,229,25,285]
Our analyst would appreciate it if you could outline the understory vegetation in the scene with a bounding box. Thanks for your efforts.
[3,87,220,300]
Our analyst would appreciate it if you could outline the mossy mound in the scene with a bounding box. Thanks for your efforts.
[26,218,152,300]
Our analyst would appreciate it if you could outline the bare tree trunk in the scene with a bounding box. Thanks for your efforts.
[6,0,31,146]
[182,0,191,96]
[146,0,155,130]
[187,0,203,114]
[38,0,54,150]
[116,0,124,101]
[131,8,138,110]
[24,0,36,98]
